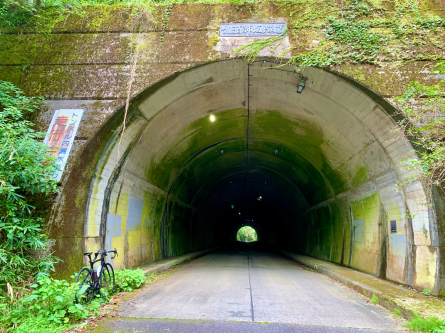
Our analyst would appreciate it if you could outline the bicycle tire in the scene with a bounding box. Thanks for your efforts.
[75,267,94,303]
[100,263,115,298]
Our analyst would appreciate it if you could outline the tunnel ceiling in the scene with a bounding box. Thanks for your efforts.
[122,59,393,224]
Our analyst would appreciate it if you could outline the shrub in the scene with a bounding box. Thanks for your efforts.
[407,315,445,333]
[1,277,102,332]
[0,81,58,288]
[115,268,146,292]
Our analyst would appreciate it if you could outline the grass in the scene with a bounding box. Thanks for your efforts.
[406,316,445,333]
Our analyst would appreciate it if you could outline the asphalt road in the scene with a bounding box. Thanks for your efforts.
[111,247,406,332]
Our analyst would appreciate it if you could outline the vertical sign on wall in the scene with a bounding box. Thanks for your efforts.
[44,109,84,182]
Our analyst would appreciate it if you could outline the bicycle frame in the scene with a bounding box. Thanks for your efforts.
[84,249,117,279]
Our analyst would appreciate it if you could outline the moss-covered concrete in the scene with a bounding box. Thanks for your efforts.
[1,1,443,296]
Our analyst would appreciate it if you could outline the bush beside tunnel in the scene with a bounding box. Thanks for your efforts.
[56,59,442,295]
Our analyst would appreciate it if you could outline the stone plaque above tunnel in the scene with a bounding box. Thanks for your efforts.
[220,23,287,37]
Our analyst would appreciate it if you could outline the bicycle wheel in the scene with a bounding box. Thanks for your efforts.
[75,267,94,303]
[99,263,115,298]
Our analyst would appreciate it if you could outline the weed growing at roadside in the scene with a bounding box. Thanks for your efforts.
[371,294,379,304]
[422,289,432,296]
[407,315,445,333]
[0,277,102,332]
[0,268,148,333]
[393,308,402,318]
[114,268,146,292]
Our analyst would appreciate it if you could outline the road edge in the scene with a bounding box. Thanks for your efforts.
[137,247,220,276]
[278,250,417,321]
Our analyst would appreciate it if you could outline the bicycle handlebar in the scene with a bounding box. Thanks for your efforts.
[110,248,118,259]
[93,248,118,260]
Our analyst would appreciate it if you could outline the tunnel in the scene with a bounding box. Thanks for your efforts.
[78,58,440,293]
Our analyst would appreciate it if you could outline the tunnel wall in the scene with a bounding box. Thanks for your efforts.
[77,60,439,295]
[0,3,444,295]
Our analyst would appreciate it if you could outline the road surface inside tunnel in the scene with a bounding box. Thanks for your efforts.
[115,246,405,332]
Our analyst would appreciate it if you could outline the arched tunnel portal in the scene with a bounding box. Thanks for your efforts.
[69,59,440,293]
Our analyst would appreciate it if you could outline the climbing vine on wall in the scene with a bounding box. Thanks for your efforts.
[394,62,445,195]
[236,0,445,67]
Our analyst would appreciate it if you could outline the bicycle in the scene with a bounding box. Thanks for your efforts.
[75,248,118,303]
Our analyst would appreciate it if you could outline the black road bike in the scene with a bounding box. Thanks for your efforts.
[75,249,118,303]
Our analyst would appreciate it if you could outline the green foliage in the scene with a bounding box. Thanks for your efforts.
[0,268,147,332]
[235,0,444,67]
[394,63,445,194]
[407,315,445,333]
[0,0,37,27]
[393,308,402,318]
[370,294,379,304]
[325,19,387,63]
[0,81,58,289]
[114,268,146,292]
[236,226,258,242]
[0,276,102,332]
[234,30,288,61]
[303,266,316,272]
[422,289,432,296]
[160,3,174,43]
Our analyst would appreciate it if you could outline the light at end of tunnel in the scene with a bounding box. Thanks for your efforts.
[210,114,216,122]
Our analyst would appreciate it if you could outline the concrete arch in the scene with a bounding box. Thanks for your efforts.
[77,58,440,293]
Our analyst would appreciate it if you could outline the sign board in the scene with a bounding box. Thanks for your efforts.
[44,109,84,182]
[220,23,287,37]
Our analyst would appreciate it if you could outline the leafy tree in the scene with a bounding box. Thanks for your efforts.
[236,226,257,242]
[0,81,58,289]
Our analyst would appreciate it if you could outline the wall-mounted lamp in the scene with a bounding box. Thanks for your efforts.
[297,76,308,94]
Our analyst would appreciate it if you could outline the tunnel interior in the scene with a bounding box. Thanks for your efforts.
[84,59,438,292]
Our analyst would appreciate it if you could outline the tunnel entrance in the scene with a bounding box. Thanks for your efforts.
[80,58,440,293]
[236,226,258,243]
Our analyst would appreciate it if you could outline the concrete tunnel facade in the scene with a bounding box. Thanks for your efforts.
[64,58,442,294]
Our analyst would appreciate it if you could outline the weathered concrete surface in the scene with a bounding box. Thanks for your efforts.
[75,58,439,296]
[137,247,219,276]
[92,318,403,333]
[116,248,405,330]
[280,250,445,321]
[1,2,444,297]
